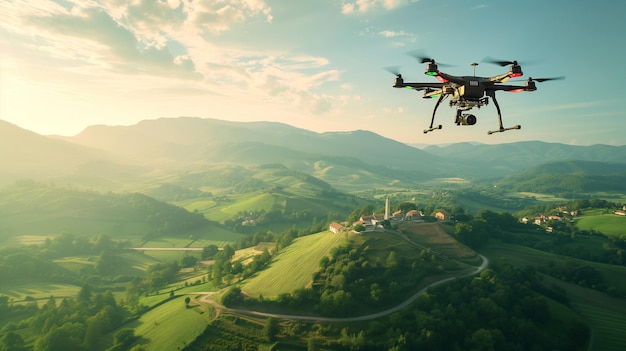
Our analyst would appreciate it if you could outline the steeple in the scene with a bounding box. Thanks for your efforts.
[384,197,390,220]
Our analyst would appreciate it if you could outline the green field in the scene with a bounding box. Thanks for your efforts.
[189,192,279,222]
[542,275,626,351]
[127,296,212,351]
[576,214,626,237]
[482,240,626,292]
[400,222,481,264]
[508,192,570,202]
[0,281,81,304]
[481,241,626,351]
[240,231,348,297]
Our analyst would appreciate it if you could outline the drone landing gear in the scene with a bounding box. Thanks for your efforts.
[486,90,521,135]
[424,125,442,134]
[488,125,521,135]
[424,94,446,134]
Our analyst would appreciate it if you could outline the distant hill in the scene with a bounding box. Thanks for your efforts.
[497,160,626,194]
[0,120,107,183]
[163,163,369,229]
[0,180,234,242]
[50,117,444,190]
[65,117,441,174]
[423,141,626,177]
[3,117,626,191]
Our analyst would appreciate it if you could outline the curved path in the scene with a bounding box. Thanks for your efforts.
[195,254,488,322]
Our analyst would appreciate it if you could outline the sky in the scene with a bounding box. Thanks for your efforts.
[1,0,625,146]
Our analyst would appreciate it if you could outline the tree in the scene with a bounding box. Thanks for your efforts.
[1,332,26,351]
[184,296,191,307]
[263,317,280,342]
[95,250,117,276]
[221,287,243,306]
[467,328,495,351]
[181,255,198,268]
[36,323,85,351]
[108,328,137,351]
[386,251,399,269]
[201,244,219,259]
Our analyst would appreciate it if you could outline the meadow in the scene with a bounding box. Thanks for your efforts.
[576,213,626,237]
[126,296,212,351]
[240,231,348,297]
[0,281,80,304]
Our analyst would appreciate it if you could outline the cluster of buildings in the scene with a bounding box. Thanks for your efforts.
[521,206,580,226]
[329,198,451,234]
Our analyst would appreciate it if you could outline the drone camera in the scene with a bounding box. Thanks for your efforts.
[459,114,477,126]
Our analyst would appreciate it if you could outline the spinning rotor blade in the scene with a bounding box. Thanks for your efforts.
[407,50,453,66]
[384,66,401,76]
[512,76,566,83]
[484,57,520,66]
[531,76,565,82]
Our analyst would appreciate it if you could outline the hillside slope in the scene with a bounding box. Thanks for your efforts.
[65,117,441,173]
[424,141,626,177]
[0,181,236,243]
[497,160,626,193]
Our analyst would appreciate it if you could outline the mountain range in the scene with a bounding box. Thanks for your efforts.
[2,117,625,192]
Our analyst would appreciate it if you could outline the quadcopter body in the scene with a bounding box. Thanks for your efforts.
[392,57,561,134]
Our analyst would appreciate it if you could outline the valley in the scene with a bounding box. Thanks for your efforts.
[1,117,625,350]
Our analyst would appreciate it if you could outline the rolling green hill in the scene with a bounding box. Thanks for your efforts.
[0,180,237,244]
[497,160,626,194]
[239,223,479,300]
[4,117,626,193]
[424,141,626,177]
[240,231,348,298]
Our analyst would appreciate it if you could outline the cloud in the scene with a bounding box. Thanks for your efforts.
[24,7,199,77]
[358,27,416,46]
[183,0,273,34]
[341,0,417,14]
[1,0,348,123]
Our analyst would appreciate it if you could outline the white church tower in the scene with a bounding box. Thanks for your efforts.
[384,197,390,220]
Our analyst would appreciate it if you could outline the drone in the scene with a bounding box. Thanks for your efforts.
[390,56,563,134]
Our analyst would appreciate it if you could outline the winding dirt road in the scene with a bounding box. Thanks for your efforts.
[194,254,488,322]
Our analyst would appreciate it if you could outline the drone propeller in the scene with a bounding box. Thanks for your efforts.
[529,76,565,83]
[407,50,453,67]
[484,57,520,66]
[512,76,565,83]
[384,66,402,76]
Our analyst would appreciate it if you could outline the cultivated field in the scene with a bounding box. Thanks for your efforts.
[0,281,80,304]
[240,231,348,297]
[576,214,626,237]
[508,192,569,202]
[399,222,481,265]
[127,296,212,351]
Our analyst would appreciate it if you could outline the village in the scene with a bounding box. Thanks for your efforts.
[328,198,453,234]
[329,200,626,235]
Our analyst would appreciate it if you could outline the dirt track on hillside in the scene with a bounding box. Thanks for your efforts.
[194,254,488,323]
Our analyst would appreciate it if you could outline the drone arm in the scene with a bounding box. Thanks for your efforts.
[489,73,512,83]
[395,82,445,90]
[491,84,528,92]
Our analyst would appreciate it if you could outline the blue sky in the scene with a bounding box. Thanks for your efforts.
[1,0,625,146]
